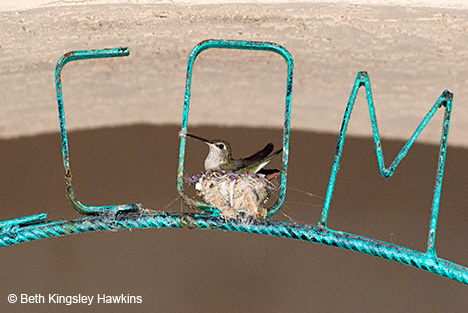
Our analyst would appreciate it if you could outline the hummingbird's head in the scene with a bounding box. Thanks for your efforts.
[186,133,232,170]
[206,140,232,159]
[204,140,232,170]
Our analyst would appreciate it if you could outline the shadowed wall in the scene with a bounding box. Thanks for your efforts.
[1,125,467,312]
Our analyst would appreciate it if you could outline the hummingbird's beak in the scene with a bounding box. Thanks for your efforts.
[186,133,210,144]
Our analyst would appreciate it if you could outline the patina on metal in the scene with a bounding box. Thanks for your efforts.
[177,39,294,217]
[320,71,452,258]
[55,47,141,215]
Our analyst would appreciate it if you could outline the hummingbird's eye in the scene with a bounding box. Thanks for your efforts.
[218,144,224,149]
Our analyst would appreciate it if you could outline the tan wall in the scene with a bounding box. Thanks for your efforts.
[1,3,467,146]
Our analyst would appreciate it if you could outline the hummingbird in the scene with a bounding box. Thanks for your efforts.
[185,133,282,174]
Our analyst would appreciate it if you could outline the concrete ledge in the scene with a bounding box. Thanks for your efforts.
[1,3,467,146]
[2,1,468,12]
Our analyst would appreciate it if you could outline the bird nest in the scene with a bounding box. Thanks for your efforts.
[187,170,278,219]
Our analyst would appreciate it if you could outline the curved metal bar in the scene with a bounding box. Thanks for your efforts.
[320,71,453,258]
[55,47,141,215]
[0,211,466,285]
[177,39,294,217]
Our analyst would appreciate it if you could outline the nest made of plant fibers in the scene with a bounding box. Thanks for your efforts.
[187,170,278,218]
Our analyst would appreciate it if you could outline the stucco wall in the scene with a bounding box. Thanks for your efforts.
[1,2,467,146]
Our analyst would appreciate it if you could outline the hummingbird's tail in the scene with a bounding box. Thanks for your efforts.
[239,148,283,174]
[237,143,274,169]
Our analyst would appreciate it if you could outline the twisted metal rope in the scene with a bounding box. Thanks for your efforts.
[1,211,467,284]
